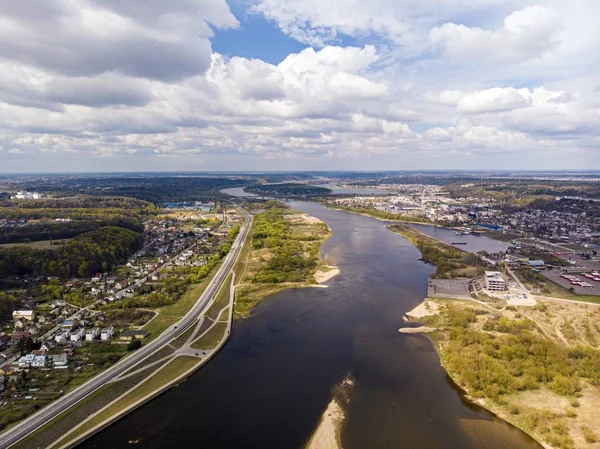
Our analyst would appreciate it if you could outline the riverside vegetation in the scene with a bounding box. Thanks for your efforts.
[320,201,431,223]
[392,224,600,448]
[234,200,332,318]
[420,301,600,449]
[388,225,485,279]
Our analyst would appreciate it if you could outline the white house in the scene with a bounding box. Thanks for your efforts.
[85,327,100,342]
[31,355,47,368]
[55,330,71,344]
[70,328,85,342]
[52,354,69,368]
[17,354,35,368]
[100,327,114,341]
[12,310,35,321]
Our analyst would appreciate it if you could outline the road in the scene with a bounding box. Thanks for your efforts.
[0,205,252,449]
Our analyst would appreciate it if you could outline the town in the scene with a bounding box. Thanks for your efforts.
[0,196,242,429]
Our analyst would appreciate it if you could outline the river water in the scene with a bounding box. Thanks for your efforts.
[80,202,539,449]
[409,224,509,254]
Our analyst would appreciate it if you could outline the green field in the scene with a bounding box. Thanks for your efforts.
[206,273,232,320]
[0,239,70,249]
[191,322,228,350]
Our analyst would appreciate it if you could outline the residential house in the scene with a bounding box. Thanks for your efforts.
[55,330,71,344]
[85,327,100,342]
[61,319,77,329]
[31,355,47,368]
[0,334,10,350]
[52,354,69,368]
[12,310,35,321]
[100,327,114,341]
[17,354,35,368]
[70,328,86,342]
[119,330,149,341]
[11,331,30,346]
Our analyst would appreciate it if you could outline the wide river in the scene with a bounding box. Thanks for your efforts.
[80,202,540,449]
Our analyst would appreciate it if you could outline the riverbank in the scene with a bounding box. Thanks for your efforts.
[305,399,344,449]
[234,205,337,318]
[401,298,600,449]
[388,225,484,279]
[319,201,440,226]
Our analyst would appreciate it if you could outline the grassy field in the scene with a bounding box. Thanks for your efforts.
[142,261,222,339]
[232,220,254,284]
[169,322,198,350]
[52,356,202,448]
[206,273,232,320]
[0,239,70,249]
[218,307,229,321]
[191,322,228,350]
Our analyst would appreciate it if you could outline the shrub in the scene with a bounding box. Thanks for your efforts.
[127,338,142,351]
[582,426,598,443]
[549,375,581,396]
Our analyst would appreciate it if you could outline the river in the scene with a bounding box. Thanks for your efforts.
[409,224,509,254]
[79,202,540,449]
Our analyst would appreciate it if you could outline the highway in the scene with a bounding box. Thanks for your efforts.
[0,205,252,449]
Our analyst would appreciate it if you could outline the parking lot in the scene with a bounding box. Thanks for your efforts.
[542,269,600,296]
[428,279,471,298]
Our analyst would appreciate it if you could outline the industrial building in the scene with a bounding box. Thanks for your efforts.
[485,271,507,292]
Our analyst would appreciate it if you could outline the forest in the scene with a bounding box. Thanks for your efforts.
[7,176,249,203]
[0,196,151,243]
[0,226,143,278]
[246,183,332,196]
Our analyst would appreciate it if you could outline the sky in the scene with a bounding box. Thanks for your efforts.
[0,0,599,172]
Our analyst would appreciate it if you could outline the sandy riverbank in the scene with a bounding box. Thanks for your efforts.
[305,399,345,449]
[314,266,340,285]
[399,326,437,334]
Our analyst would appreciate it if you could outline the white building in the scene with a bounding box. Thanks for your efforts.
[17,354,35,368]
[52,354,69,368]
[100,327,114,341]
[12,310,35,321]
[86,327,100,342]
[13,191,42,200]
[70,328,85,342]
[31,355,47,368]
[55,330,71,344]
[485,271,507,292]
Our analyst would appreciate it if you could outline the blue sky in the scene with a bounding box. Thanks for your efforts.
[0,0,599,172]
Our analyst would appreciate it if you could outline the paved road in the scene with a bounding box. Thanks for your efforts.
[0,206,252,449]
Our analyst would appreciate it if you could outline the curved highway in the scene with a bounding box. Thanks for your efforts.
[0,206,252,449]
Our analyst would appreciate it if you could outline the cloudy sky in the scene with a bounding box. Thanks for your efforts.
[0,0,599,172]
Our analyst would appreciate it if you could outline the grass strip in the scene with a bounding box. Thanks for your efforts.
[206,273,232,320]
[190,323,228,350]
[218,307,229,322]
